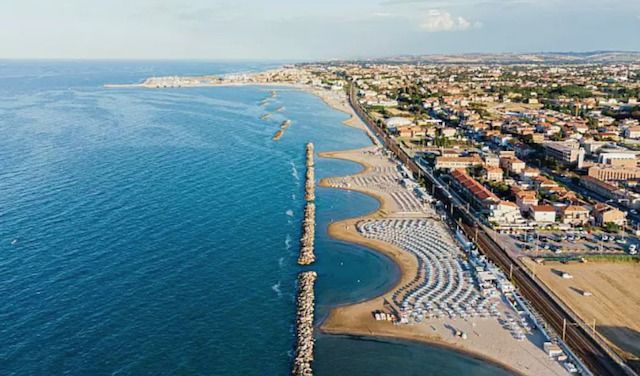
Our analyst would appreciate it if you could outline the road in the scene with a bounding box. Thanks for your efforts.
[347,84,634,376]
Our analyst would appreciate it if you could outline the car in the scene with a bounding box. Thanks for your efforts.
[601,235,608,241]
[616,238,627,244]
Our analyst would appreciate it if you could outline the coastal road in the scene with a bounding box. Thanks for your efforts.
[347,84,633,376]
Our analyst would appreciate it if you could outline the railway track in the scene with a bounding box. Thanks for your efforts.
[347,84,633,376]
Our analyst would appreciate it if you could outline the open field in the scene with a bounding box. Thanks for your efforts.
[523,259,640,362]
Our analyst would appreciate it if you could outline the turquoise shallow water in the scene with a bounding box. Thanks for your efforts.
[0,61,511,375]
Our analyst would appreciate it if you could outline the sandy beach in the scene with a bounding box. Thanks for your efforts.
[315,92,570,376]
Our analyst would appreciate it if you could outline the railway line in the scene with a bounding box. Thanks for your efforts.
[347,83,633,376]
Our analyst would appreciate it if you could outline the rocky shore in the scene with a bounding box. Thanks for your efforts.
[292,271,317,376]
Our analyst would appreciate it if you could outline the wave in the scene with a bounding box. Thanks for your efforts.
[285,234,292,249]
[286,209,294,217]
[289,160,300,181]
[279,256,285,268]
[271,281,282,297]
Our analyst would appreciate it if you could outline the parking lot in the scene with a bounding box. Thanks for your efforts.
[501,230,638,257]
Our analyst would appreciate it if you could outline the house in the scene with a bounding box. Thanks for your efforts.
[560,205,590,226]
[514,190,539,212]
[500,156,526,175]
[484,167,504,182]
[483,154,500,168]
[489,201,523,224]
[624,126,640,139]
[396,125,426,138]
[520,167,541,180]
[440,127,457,138]
[529,205,557,223]
[592,203,626,227]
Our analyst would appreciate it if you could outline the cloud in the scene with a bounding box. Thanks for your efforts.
[420,10,480,32]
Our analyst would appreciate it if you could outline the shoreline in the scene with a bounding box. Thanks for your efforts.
[315,90,564,376]
[315,150,523,376]
[108,76,557,375]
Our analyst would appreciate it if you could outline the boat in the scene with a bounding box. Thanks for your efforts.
[260,113,271,120]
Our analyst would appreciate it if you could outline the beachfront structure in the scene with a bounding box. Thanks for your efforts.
[356,219,491,323]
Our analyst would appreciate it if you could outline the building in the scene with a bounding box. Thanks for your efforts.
[529,205,557,223]
[582,140,608,155]
[559,205,590,226]
[440,127,457,138]
[500,156,526,175]
[396,125,426,138]
[385,117,413,128]
[597,150,637,166]
[544,142,585,167]
[484,167,504,182]
[483,154,500,168]
[592,203,626,226]
[489,201,524,224]
[580,176,626,202]
[435,155,484,170]
[520,167,541,180]
[514,190,539,212]
[624,126,640,139]
[450,169,500,210]
[587,165,640,181]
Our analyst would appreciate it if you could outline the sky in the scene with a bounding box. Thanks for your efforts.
[1,0,639,60]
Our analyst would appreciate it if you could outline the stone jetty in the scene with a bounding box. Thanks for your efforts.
[272,120,292,141]
[292,271,317,376]
[305,143,315,201]
[298,143,316,265]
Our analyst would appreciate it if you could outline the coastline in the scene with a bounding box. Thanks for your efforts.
[314,88,567,376]
[106,75,559,375]
[315,149,523,376]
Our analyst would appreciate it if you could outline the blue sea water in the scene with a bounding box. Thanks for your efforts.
[0,61,512,375]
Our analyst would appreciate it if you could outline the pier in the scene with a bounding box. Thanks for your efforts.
[298,143,316,265]
[292,271,317,376]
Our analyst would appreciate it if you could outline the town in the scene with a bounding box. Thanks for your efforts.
[291,61,640,375]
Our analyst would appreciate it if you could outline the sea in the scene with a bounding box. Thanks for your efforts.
[0,60,512,375]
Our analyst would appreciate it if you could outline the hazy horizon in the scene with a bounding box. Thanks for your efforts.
[2,0,640,60]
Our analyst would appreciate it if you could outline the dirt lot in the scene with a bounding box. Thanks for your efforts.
[523,259,640,361]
